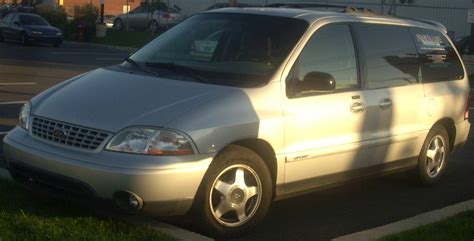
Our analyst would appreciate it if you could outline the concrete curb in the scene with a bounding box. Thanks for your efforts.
[126,216,214,241]
[63,41,138,53]
[0,167,214,241]
[332,199,474,241]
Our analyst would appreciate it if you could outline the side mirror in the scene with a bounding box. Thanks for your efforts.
[298,71,336,93]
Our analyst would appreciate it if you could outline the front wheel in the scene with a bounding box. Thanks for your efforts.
[20,32,29,46]
[193,145,272,238]
[416,125,450,185]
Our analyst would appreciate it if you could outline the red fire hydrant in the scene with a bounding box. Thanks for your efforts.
[78,24,85,42]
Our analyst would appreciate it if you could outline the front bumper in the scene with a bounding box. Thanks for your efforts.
[3,127,213,216]
[27,35,63,44]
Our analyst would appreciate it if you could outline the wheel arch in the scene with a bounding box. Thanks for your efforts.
[212,138,278,199]
[432,118,456,153]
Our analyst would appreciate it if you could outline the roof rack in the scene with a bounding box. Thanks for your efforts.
[265,2,374,14]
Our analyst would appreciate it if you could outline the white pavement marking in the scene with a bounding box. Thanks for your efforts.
[0,82,37,86]
[0,101,27,105]
[332,199,474,241]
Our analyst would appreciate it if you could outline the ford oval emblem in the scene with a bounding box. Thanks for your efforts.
[52,128,66,138]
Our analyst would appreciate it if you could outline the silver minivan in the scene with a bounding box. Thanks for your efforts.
[3,7,471,238]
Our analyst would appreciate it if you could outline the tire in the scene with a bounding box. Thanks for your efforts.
[149,20,159,33]
[192,145,272,239]
[113,18,123,30]
[415,125,450,185]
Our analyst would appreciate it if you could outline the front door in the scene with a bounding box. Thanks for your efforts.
[283,23,374,184]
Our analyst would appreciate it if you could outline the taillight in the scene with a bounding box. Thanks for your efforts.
[465,93,472,120]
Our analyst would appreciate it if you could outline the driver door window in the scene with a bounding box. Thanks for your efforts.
[287,24,359,97]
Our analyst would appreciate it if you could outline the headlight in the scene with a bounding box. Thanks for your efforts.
[106,127,194,155]
[31,31,42,35]
[19,102,31,130]
[56,32,62,36]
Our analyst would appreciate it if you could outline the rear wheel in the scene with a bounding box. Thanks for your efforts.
[192,145,272,238]
[416,125,450,185]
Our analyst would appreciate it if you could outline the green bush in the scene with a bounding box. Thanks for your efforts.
[71,4,99,41]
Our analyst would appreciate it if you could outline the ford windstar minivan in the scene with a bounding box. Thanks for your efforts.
[3,5,471,238]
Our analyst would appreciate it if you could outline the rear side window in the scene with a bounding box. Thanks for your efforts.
[354,23,420,89]
[410,28,464,83]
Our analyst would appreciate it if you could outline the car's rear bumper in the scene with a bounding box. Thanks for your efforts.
[3,127,213,216]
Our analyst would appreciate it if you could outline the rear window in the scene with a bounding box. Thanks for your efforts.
[410,27,464,83]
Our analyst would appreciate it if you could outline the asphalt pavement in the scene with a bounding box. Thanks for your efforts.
[0,41,473,241]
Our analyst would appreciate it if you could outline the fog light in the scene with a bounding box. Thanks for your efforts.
[113,191,143,212]
[129,194,140,209]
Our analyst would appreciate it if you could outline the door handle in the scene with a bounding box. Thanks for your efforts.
[380,98,392,109]
[350,102,366,113]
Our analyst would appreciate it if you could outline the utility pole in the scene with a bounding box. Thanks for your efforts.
[99,0,104,23]
[381,0,384,14]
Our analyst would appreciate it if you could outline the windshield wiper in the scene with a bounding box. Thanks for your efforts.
[124,56,140,69]
[144,62,208,83]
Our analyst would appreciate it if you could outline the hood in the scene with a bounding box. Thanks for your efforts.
[33,68,231,133]
[23,25,60,34]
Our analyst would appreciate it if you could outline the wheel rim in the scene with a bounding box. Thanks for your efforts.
[425,135,446,178]
[209,164,262,228]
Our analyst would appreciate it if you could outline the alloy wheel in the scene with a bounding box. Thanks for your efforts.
[209,164,262,228]
[425,135,446,178]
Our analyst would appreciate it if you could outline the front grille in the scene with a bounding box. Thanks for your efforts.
[31,116,109,150]
[9,162,94,196]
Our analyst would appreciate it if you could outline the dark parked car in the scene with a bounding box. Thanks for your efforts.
[454,36,472,55]
[0,12,63,47]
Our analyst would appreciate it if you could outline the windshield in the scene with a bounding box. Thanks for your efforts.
[20,15,49,26]
[130,13,308,87]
